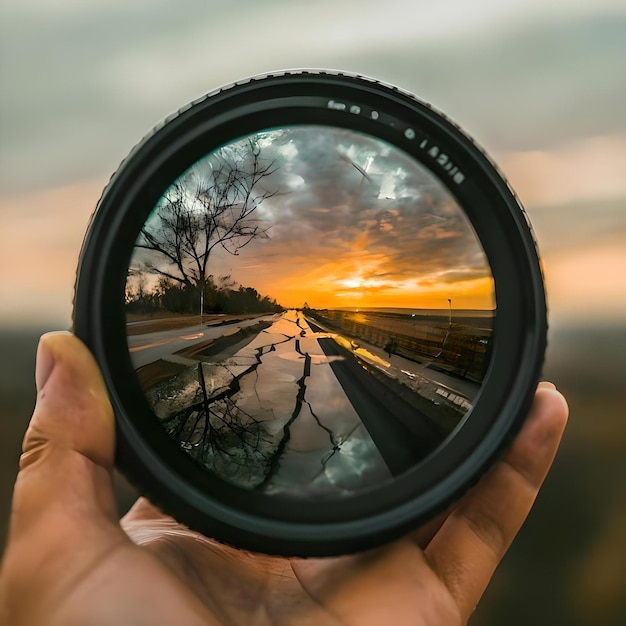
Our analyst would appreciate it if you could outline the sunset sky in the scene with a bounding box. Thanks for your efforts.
[1,0,625,326]
[131,126,495,311]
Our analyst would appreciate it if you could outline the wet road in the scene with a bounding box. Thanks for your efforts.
[128,315,278,368]
[134,310,469,495]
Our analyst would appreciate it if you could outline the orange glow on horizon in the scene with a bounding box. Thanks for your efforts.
[259,273,495,311]
[230,251,495,311]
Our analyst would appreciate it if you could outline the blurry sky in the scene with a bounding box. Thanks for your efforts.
[1,0,625,327]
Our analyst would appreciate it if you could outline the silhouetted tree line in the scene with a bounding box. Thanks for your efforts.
[125,276,283,316]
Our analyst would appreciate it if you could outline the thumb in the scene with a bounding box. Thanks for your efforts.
[8,332,119,542]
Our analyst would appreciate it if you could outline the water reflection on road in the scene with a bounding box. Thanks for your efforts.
[203,310,393,495]
[132,310,470,496]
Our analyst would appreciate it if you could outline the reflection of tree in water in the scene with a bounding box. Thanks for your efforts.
[156,362,276,489]
[145,318,356,491]
[148,327,310,490]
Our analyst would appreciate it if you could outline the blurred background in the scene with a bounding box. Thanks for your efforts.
[1,1,624,623]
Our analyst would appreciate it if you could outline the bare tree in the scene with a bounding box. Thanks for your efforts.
[135,138,279,294]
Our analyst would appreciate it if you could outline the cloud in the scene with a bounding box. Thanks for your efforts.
[544,239,626,324]
[1,3,625,193]
[501,134,626,207]
[0,181,104,326]
[138,126,491,308]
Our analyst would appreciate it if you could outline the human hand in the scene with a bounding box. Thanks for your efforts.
[0,332,568,625]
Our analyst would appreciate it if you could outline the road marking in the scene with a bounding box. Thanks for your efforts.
[129,331,205,352]
[129,338,176,352]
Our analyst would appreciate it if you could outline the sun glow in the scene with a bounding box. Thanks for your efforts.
[340,277,363,289]
[258,258,496,311]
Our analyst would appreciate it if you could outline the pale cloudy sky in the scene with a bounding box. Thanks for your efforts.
[1,0,625,325]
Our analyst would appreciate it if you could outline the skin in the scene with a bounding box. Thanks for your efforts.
[0,332,568,625]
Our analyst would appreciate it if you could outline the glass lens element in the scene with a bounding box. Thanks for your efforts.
[125,126,495,497]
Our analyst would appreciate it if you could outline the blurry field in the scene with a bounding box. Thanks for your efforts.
[0,323,624,625]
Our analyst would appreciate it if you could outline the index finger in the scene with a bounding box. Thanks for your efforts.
[424,385,568,622]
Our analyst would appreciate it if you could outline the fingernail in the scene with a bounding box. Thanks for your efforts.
[35,335,56,392]
[538,381,557,391]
